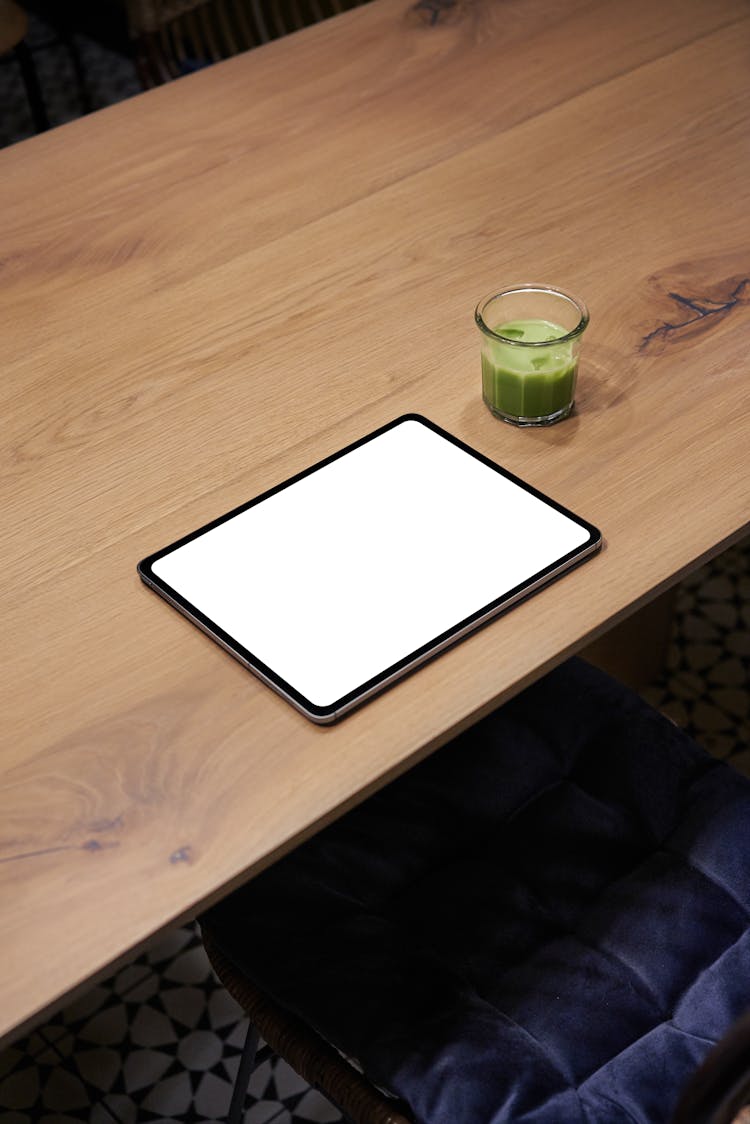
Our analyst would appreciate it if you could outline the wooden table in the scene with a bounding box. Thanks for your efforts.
[2,0,748,1050]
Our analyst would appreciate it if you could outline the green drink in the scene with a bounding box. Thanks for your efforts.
[475,287,588,426]
[481,318,577,424]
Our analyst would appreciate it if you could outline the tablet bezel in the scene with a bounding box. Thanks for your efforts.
[138,415,601,723]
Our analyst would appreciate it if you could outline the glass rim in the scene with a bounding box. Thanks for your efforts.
[475,284,590,346]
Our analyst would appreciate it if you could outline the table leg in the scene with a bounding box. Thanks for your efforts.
[580,588,678,689]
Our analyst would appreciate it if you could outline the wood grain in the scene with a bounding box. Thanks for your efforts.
[1,0,749,1047]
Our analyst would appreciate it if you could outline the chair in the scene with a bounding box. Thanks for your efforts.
[0,0,48,131]
[204,932,413,1123]
[0,1,93,137]
[126,0,364,88]
[202,658,750,1123]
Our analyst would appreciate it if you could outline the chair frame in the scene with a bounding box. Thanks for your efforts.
[202,931,414,1124]
[125,0,354,88]
[670,1010,750,1124]
[1,0,92,133]
[126,0,264,86]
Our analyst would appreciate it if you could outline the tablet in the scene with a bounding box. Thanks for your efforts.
[138,415,601,723]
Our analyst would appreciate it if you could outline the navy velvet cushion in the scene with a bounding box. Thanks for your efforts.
[203,659,750,1124]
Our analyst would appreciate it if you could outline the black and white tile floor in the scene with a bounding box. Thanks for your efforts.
[2,22,748,1123]
[1,536,747,1123]
[641,536,750,774]
[0,922,342,1123]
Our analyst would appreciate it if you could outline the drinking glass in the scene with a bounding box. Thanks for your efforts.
[475,284,589,426]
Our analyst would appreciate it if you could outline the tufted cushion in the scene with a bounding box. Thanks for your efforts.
[203,659,750,1124]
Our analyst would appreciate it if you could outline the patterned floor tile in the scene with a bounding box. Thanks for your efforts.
[291,1089,345,1121]
[642,536,749,775]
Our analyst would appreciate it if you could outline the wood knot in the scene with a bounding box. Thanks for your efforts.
[88,815,124,834]
[82,838,119,853]
[640,277,749,352]
[408,0,461,26]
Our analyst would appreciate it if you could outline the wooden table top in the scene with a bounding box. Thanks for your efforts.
[2,0,749,1048]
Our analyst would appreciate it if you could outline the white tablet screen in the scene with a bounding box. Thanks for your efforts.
[140,416,599,720]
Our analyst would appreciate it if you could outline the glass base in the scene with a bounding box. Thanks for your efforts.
[484,398,574,427]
